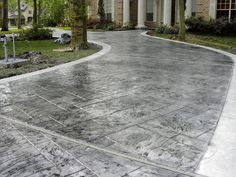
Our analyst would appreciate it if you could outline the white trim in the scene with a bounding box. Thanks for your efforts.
[0,41,111,84]
[112,0,115,21]
[209,0,217,19]
[142,31,236,177]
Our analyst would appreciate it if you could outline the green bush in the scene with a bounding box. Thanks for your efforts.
[156,25,179,34]
[41,17,58,27]
[87,19,116,30]
[185,17,236,36]
[19,27,52,40]
[123,22,136,30]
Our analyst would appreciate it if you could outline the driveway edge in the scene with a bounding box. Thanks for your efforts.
[0,40,111,84]
[142,31,236,177]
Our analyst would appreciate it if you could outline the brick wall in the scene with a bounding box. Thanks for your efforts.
[196,0,210,19]
[114,0,123,25]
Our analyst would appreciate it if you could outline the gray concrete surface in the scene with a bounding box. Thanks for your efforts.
[197,51,236,177]
[0,31,233,177]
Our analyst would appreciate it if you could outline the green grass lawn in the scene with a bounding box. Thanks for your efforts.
[57,26,71,30]
[0,40,99,79]
[150,32,236,54]
[0,28,23,35]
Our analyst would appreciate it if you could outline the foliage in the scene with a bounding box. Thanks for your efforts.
[87,19,115,30]
[40,0,67,27]
[156,25,179,34]
[97,0,105,22]
[178,0,186,41]
[123,22,136,30]
[18,27,52,40]
[185,17,236,36]
[153,32,236,54]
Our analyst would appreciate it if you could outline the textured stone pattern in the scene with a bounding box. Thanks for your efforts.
[196,0,210,19]
[0,31,233,176]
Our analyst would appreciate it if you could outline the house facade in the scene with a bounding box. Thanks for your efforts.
[8,3,33,26]
[89,0,236,28]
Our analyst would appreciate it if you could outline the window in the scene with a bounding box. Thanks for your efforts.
[104,0,112,20]
[146,0,154,21]
[191,0,197,17]
[217,0,236,20]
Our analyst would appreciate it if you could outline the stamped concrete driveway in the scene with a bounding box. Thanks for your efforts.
[0,31,233,177]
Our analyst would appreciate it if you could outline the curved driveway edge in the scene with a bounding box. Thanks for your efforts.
[142,31,236,177]
[0,40,111,84]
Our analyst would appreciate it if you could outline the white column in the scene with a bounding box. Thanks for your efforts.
[154,0,158,22]
[163,0,172,26]
[185,0,192,18]
[209,0,217,19]
[123,0,130,26]
[136,0,146,28]
[112,0,115,21]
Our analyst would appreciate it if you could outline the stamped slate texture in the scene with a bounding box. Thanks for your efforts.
[0,31,233,176]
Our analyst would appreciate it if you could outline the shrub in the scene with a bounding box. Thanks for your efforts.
[123,22,136,30]
[156,25,179,34]
[19,27,52,40]
[87,19,117,30]
[185,17,236,36]
[41,17,58,27]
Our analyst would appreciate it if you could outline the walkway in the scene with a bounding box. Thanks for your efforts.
[0,31,233,177]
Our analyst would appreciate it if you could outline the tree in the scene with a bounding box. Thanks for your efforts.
[97,0,105,22]
[41,0,67,26]
[37,0,41,25]
[1,0,8,31]
[33,0,37,26]
[0,0,3,26]
[17,0,21,29]
[178,0,186,41]
[69,0,88,50]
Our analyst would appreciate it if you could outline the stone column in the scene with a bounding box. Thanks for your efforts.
[123,0,130,26]
[136,0,146,28]
[163,0,172,26]
[185,0,192,18]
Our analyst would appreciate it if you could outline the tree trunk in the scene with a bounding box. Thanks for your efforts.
[17,0,21,29]
[33,0,37,27]
[178,0,186,41]
[82,0,88,49]
[2,0,8,31]
[37,0,41,25]
[69,0,88,50]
